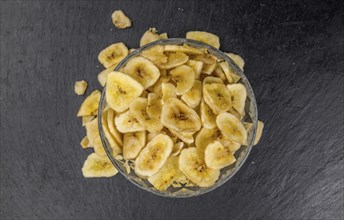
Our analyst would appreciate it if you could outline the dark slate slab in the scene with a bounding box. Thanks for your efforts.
[0,0,343,219]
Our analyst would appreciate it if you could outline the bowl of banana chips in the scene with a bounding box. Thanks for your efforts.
[98,37,258,197]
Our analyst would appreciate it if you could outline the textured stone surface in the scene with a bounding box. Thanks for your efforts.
[0,0,343,219]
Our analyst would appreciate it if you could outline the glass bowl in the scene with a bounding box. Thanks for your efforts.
[98,38,258,198]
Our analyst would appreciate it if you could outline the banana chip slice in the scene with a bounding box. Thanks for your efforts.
[101,110,122,155]
[107,109,123,146]
[123,131,146,160]
[161,83,177,104]
[135,134,173,177]
[148,156,183,191]
[80,136,89,149]
[203,83,232,114]
[219,61,241,83]
[106,71,144,113]
[186,31,220,49]
[74,80,88,95]
[129,97,163,132]
[200,100,216,129]
[98,43,128,68]
[85,118,106,156]
[82,153,118,178]
[160,52,189,69]
[140,28,160,46]
[203,76,223,85]
[226,84,247,116]
[170,65,195,95]
[115,110,145,133]
[179,147,220,187]
[254,121,264,145]
[98,65,116,87]
[124,57,161,89]
[77,90,101,117]
[161,98,201,133]
[141,45,168,66]
[159,33,168,39]
[181,80,202,108]
[164,44,203,55]
[146,93,162,119]
[226,52,245,70]
[216,112,247,145]
[168,128,194,144]
[186,60,204,79]
[204,141,236,169]
[171,142,184,156]
[112,10,131,29]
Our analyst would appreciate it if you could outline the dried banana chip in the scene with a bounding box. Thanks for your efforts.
[74,80,88,95]
[112,10,132,29]
[77,90,101,117]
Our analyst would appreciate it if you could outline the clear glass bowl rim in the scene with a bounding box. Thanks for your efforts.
[98,38,258,198]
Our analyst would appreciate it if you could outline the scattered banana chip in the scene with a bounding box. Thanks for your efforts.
[77,90,101,117]
[98,65,116,87]
[159,33,168,39]
[98,43,128,68]
[76,21,264,191]
[82,153,118,178]
[101,110,122,155]
[129,48,137,53]
[74,80,88,95]
[82,115,95,126]
[85,118,106,156]
[186,31,220,49]
[226,52,245,70]
[107,109,123,146]
[80,136,89,149]
[254,121,264,145]
[112,10,132,29]
[140,28,160,46]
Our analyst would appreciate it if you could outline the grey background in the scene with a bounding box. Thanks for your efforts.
[1,0,343,219]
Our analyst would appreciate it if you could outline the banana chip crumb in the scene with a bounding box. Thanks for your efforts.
[74,80,88,95]
[112,10,132,29]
